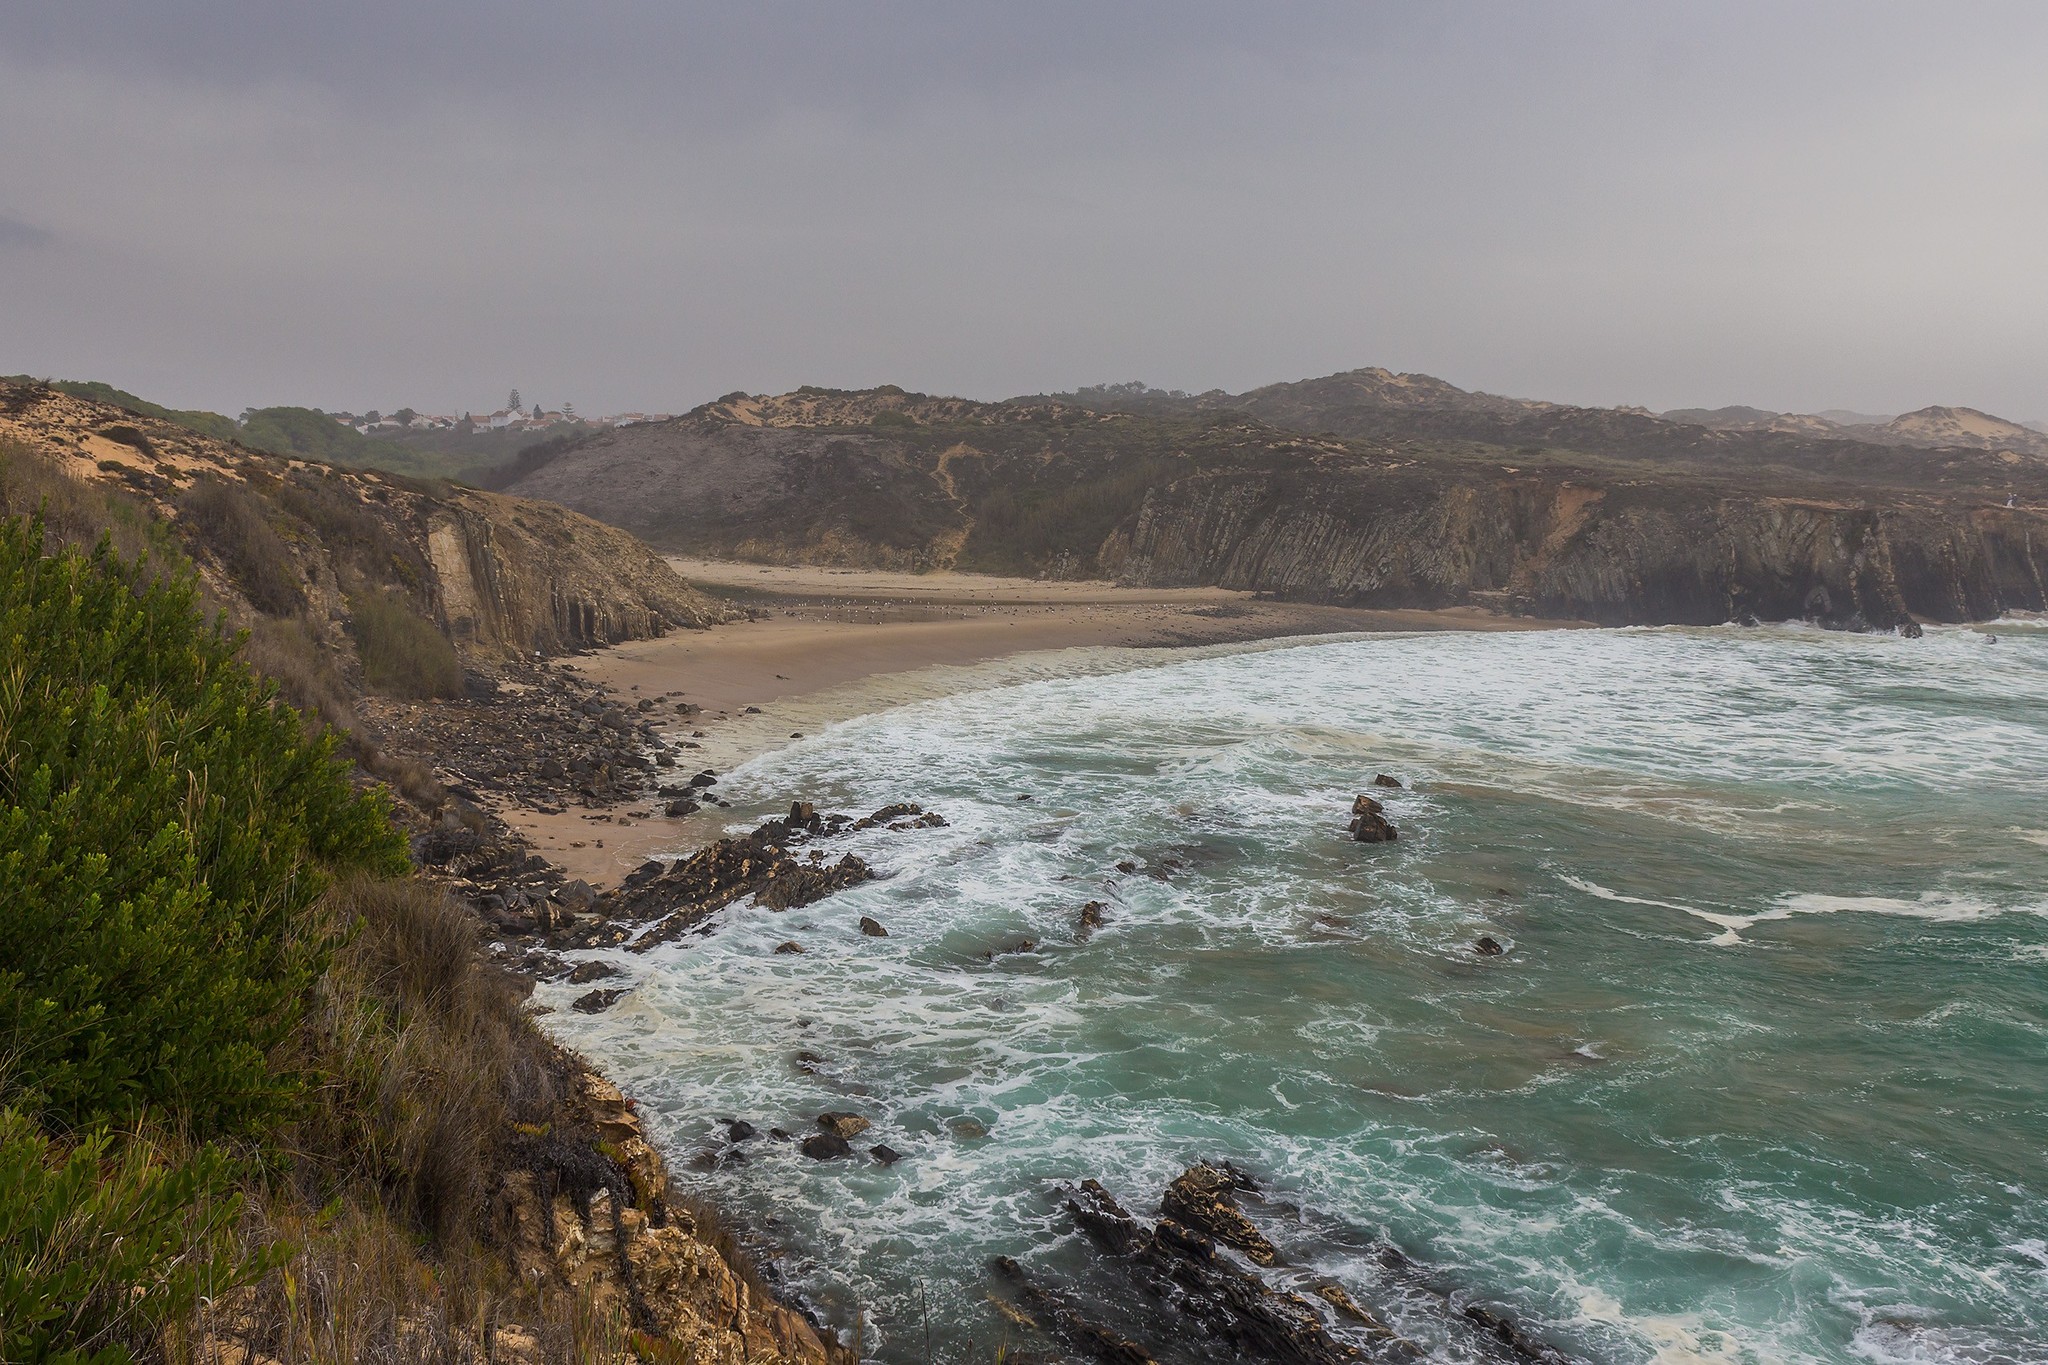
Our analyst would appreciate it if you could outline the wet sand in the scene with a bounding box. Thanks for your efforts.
[498,560,1583,883]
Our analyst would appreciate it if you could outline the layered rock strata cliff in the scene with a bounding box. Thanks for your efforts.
[0,380,726,659]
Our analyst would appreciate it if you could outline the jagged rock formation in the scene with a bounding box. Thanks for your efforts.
[0,379,726,661]
[494,380,2048,629]
[499,1070,849,1363]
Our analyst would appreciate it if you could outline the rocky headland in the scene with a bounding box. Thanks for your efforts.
[490,377,2048,631]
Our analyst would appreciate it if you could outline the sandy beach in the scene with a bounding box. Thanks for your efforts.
[497,559,1582,882]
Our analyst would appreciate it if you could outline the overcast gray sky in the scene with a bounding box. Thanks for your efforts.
[3,2,2044,419]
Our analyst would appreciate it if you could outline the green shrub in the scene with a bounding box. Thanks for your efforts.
[347,592,465,699]
[869,408,916,430]
[176,475,306,616]
[0,515,406,1138]
[0,1110,266,1365]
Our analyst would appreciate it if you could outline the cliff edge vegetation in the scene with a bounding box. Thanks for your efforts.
[0,503,843,1363]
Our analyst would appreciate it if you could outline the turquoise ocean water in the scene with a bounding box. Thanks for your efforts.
[548,621,2048,1364]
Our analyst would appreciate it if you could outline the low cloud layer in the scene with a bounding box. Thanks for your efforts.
[2,1,2044,420]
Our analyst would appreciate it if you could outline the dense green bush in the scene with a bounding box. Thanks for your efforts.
[0,1110,265,1364]
[347,590,465,698]
[0,515,406,1138]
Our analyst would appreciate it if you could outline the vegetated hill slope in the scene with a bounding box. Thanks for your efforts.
[0,380,724,669]
[499,383,2047,630]
[1043,369,2048,483]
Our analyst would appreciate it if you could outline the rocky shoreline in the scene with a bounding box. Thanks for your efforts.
[377,655,1601,1363]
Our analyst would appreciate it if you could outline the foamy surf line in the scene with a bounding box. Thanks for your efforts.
[1563,875,2047,945]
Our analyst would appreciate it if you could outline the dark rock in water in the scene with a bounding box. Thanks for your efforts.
[1017,793,1035,801]
[1162,1164,1279,1265]
[799,1132,852,1160]
[1153,1216,1216,1260]
[1313,1283,1390,1333]
[850,802,920,830]
[687,769,719,788]
[1372,773,1404,788]
[726,1118,758,1142]
[817,1112,870,1139]
[1350,812,1399,843]
[869,1143,903,1166]
[571,987,625,1013]
[985,938,1039,960]
[1060,1169,1372,1365]
[768,1127,793,1141]
[990,1254,1162,1365]
[1069,1179,1151,1257]
[664,797,700,817]
[772,940,805,955]
[1077,901,1106,939]
[859,915,888,937]
[602,834,877,950]
[1350,793,1384,816]
[1463,1303,1578,1365]
[758,854,872,911]
[566,959,619,984]
[1898,615,1924,638]
[1474,935,1505,956]
[793,1051,827,1075]
[1116,860,1138,874]
[948,1117,990,1139]
[744,705,762,714]
[788,800,816,825]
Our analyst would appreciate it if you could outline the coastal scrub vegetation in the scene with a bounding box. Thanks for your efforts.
[0,512,626,1362]
[349,589,467,698]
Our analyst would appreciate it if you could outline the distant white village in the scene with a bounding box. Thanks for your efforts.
[326,390,668,436]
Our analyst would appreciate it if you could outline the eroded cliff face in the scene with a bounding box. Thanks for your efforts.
[0,382,726,660]
[1100,470,2048,627]
[488,383,2045,629]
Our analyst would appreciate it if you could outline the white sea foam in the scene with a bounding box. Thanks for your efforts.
[545,623,2048,1362]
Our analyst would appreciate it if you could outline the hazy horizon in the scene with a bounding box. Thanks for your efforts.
[4,2,2045,422]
